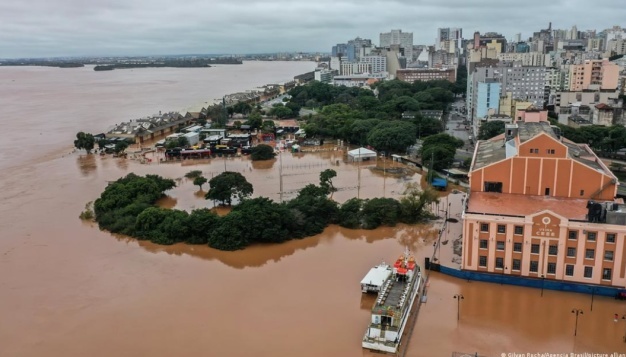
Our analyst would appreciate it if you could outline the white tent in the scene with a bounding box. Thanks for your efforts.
[348,147,377,162]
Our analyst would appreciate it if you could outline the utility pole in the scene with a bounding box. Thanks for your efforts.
[571,309,583,336]
[357,148,361,199]
[279,151,283,203]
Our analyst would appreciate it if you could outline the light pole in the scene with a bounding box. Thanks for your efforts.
[453,294,464,321]
[590,287,595,312]
[541,275,545,297]
[571,309,583,336]
[614,313,626,342]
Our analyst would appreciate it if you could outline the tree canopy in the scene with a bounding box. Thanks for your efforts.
[421,133,464,171]
[287,79,457,144]
[91,172,439,251]
[367,121,417,154]
[205,171,253,205]
[74,132,95,153]
[478,120,506,140]
[251,144,275,161]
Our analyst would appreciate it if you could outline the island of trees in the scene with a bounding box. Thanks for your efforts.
[90,171,439,250]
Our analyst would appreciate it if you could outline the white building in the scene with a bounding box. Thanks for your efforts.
[340,62,371,76]
[380,29,413,62]
[360,55,387,74]
[314,69,334,83]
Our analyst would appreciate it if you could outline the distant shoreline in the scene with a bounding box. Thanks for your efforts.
[0,58,244,69]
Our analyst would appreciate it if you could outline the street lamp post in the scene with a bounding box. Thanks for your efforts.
[541,275,545,297]
[614,313,626,342]
[453,294,464,321]
[590,287,595,312]
[571,309,583,336]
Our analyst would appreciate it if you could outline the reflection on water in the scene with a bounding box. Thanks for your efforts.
[360,293,377,311]
[115,157,128,171]
[251,158,276,170]
[130,224,412,269]
[155,195,177,209]
[76,154,97,176]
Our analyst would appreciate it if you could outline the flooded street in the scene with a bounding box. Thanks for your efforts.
[1,64,625,357]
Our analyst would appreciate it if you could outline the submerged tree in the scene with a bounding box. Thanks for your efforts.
[74,132,95,153]
[205,171,253,205]
[193,176,208,190]
[319,169,337,193]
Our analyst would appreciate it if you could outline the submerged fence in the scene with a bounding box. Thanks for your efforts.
[439,266,621,297]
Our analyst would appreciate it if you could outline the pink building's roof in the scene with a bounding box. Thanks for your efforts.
[466,192,592,220]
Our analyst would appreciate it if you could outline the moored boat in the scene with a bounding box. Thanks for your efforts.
[362,249,422,354]
[360,262,392,293]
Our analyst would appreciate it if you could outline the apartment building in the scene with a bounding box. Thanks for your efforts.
[569,59,620,91]
[360,55,387,74]
[396,68,456,83]
[462,119,625,288]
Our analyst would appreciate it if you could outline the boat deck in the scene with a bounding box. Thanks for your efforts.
[380,280,407,307]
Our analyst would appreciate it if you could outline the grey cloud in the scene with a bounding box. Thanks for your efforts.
[0,0,623,58]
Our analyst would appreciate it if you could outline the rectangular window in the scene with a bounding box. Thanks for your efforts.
[531,244,540,254]
[497,225,506,234]
[495,257,504,269]
[548,245,558,256]
[530,260,539,272]
[604,250,614,261]
[480,223,489,232]
[513,242,522,252]
[587,232,596,241]
[606,233,616,243]
[580,190,584,196]
[584,266,593,278]
[496,241,505,251]
[546,149,555,154]
[602,268,612,280]
[547,262,556,274]
[479,239,488,249]
[568,231,577,240]
[512,259,521,271]
[479,256,487,267]
[565,264,574,276]
[567,247,576,257]
[514,226,524,235]
[585,249,595,259]
[484,182,503,193]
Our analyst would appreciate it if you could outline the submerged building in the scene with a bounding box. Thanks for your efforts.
[462,118,626,288]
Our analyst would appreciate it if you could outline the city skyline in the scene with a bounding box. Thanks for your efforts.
[1,0,625,58]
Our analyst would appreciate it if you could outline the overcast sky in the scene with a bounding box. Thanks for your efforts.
[1,0,624,58]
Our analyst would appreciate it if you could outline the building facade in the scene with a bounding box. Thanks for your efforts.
[360,55,387,74]
[462,120,625,288]
[380,29,414,62]
[396,68,456,83]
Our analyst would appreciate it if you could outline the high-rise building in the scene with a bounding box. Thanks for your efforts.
[360,55,387,74]
[380,29,414,62]
[436,28,463,52]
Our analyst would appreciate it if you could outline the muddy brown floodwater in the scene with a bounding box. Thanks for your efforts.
[1,65,625,357]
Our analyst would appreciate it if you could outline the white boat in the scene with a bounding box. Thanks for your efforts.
[362,249,422,354]
[360,263,392,293]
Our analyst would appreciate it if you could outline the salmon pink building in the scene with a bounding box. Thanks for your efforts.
[462,119,626,289]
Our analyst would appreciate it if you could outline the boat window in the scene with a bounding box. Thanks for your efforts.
[381,316,392,326]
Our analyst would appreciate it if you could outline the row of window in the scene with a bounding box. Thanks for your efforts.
[478,224,617,244]
[478,240,615,261]
[477,256,613,280]
[528,148,556,154]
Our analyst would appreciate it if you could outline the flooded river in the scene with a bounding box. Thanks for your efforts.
[1,64,625,357]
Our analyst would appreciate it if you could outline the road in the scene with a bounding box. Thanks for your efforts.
[445,105,474,162]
